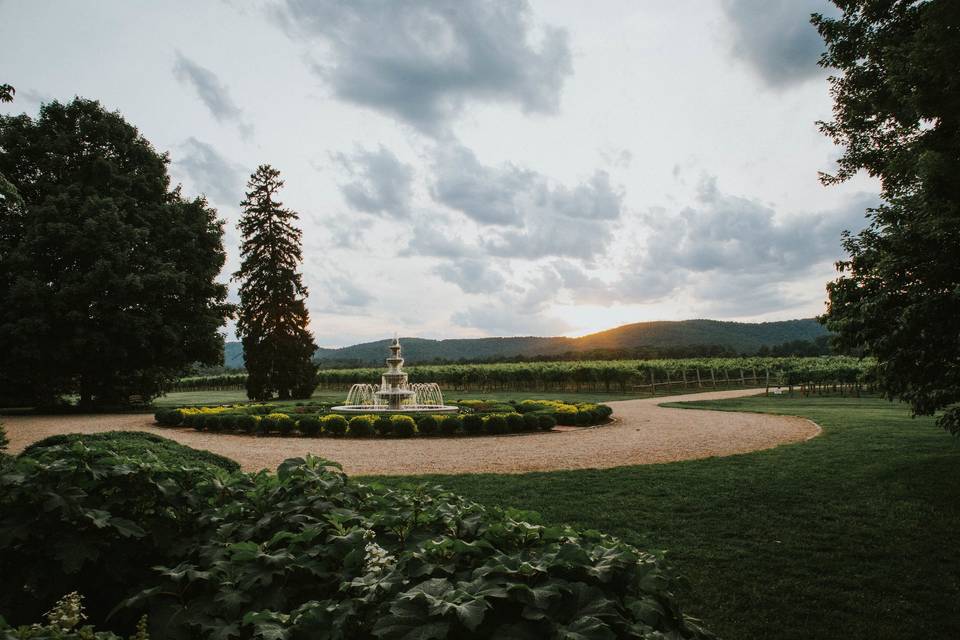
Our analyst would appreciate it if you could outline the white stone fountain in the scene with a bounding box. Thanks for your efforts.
[332,337,458,414]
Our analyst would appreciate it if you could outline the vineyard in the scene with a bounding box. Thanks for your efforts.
[171,356,876,396]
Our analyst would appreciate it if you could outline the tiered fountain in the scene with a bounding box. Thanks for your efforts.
[332,337,458,414]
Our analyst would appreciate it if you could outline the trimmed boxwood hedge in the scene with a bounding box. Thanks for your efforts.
[154,400,612,439]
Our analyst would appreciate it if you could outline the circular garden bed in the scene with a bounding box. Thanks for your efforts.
[154,399,613,439]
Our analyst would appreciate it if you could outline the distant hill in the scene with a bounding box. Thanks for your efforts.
[223,318,829,368]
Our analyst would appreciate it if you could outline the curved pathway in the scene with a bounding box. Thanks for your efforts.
[2,389,819,476]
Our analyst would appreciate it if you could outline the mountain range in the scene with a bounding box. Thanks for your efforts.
[223,318,829,368]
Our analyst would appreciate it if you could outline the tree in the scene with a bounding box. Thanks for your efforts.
[0,98,232,407]
[814,1,960,433]
[0,84,13,103]
[234,165,317,400]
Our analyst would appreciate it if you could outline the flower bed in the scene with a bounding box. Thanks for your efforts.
[153,400,613,438]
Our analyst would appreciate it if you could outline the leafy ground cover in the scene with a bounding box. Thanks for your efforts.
[369,395,960,640]
[21,431,240,473]
[1,433,712,639]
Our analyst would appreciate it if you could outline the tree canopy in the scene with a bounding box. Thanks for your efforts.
[234,165,317,400]
[815,0,960,433]
[0,98,231,407]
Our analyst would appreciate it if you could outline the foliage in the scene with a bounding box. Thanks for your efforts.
[128,457,710,639]
[483,415,509,435]
[505,413,525,432]
[3,440,713,638]
[440,415,462,435]
[416,414,438,435]
[322,414,349,436]
[348,415,375,437]
[463,414,484,435]
[258,416,278,435]
[237,415,257,434]
[156,398,610,438]
[0,421,7,451]
[276,415,296,436]
[521,413,540,432]
[0,437,224,627]
[20,432,239,474]
[537,414,558,431]
[310,356,874,394]
[233,165,317,401]
[814,1,960,432]
[391,415,416,438]
[0,98,231,408]
[299,416,321,437]
[374,416,393,436]
[938,406,960,436]
[153,409,183,427]
[181,356,875,397]
[0,592,150,640]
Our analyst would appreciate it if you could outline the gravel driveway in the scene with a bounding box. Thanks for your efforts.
[2,389,819,476]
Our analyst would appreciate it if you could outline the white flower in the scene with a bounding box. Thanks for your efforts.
[45,592,86,631]
[363,530,395,575]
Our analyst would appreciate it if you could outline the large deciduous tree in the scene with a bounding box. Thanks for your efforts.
[815,1,960,433]
[234,165,317,400]
[0,98,231,407]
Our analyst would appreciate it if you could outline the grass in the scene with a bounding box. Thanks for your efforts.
[367,395,960,640]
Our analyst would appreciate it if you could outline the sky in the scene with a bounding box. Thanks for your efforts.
[0,0,878,347]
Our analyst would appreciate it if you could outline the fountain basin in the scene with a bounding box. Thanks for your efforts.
[331,404,459,414]
[331,337,459,415]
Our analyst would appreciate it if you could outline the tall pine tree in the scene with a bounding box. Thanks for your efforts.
[234,165,317,400]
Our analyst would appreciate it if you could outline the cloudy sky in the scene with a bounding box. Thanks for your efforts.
[1,0,877,347]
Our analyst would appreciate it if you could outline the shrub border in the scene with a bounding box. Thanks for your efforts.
[153,402,613,439]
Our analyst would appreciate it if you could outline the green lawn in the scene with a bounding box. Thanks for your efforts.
[367,395,960,640]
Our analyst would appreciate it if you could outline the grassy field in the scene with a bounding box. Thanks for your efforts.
[368,395,960,640]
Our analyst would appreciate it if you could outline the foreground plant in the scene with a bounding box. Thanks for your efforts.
[0,592,149,639]
[1,434,713,639]
[126,456,712,639]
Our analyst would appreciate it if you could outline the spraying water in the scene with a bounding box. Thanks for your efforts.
[332,337,459,414]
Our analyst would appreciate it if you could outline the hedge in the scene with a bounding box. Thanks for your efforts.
[153,400,612,439]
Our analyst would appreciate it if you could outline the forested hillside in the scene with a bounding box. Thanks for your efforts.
[223,319,829,368]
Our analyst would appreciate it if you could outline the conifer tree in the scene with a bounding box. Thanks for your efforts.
[234,165,317,400]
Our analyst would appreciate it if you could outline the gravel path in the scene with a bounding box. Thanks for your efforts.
[2,389,819,476]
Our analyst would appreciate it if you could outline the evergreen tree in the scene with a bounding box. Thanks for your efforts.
[0,98,231,407]
[815,1,960,433]
[234,165,317,400]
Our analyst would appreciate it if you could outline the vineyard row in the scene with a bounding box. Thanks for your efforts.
[171,356,876,395]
